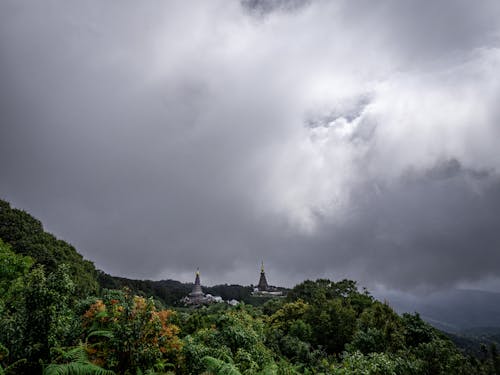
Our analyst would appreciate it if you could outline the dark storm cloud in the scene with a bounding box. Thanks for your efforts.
[242,0,309,15]
[1,0,500,290]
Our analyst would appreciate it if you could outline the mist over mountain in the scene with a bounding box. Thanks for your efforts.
[380,289,500,333]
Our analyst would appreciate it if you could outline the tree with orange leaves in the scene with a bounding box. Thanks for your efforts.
[82,289,182,374]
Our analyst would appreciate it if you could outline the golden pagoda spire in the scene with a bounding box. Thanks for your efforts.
[190,267,203,297]
[261,260,264,273]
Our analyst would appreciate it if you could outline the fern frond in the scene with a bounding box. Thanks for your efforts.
[62,346,88,363]
[3,358,27,375]
[43,345,114,375]
[258,363,278,375]
[44,362,115,375]
[202,356,242,375]
[86,330,114,342]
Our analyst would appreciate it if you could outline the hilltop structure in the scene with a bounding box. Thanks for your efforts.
[257,261,269,291]
[252,262,283,297]
[189,268,205,301]
[182,264,283,305]
[182,268,223,306]
[182,268,210,305]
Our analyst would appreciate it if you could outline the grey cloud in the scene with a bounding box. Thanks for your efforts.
[1,0,500,292]
[242,0,310,15]
[336,0,500,66]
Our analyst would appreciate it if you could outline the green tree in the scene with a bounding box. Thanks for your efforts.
[182,308,276,374]
[412,338,476,375]
[287,279,371,307]
[307,298,357,354]
[0,239,33,299]
[0,263,76,374]
[348,301,405,354]
[401,313,437,348]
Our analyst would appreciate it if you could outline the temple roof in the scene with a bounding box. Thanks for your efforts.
[189,267,204,297]
[257,261,269,291]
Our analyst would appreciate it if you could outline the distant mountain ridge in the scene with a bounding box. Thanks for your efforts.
[379,288,500,356]
[381,289,500,333]
[98,270,288,306]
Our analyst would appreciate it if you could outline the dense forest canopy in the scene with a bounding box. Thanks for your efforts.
[1,198,499,374]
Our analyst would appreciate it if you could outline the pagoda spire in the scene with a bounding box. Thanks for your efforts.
[257,261,269,291]
[189,267,203,297]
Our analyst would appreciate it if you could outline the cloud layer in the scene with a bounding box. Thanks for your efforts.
[1,0,500,290]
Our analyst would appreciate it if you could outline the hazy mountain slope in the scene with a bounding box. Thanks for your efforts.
[382,289,500,332]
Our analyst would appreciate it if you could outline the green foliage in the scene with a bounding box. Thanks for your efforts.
[0,199,98,297]
[0,262,77,374]
[261,298,286,316]
[182,308,276,374]
[43,345,114,375]
[287,279,370,306]
[400,313,438,348]
[82,289,182,374]
[202,356,242,375]
[332,351,423,375]
[308,297,357,354]
[348,328,387,354]
[285,279,377,355]
[182,333,228,373]
[267,300,322,367]
[412,338,476,375]
[0,239,33,297]
[348,301,405,354]
[97,273,193,307]
[0,343,27,375]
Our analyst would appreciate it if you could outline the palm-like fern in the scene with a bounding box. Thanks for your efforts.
[43,345,114,375]
[85,330,114,343]
[202,356,242,375]
[0,343,27,375]
[0,360,27,375]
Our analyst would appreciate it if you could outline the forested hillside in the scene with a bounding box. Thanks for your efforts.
[1,199,499,374]
[97,272,258,306]
[0,199,98,296]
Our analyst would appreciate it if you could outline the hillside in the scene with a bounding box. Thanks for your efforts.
[0,199,98,296]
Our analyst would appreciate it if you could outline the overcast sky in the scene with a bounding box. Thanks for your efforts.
[1,0,500,292]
